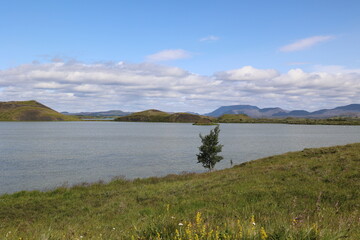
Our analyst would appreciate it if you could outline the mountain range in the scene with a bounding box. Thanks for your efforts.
[206,104,360,119]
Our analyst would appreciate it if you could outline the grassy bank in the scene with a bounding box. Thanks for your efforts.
[1,143,359,239]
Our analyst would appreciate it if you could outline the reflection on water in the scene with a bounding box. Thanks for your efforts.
[1,122,360,193]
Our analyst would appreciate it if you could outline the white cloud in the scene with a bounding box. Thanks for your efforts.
[199,35,219,42]
[216,66,279,81]
[0,61,359,113]
[146,49,192,62]
[280,35,334,52]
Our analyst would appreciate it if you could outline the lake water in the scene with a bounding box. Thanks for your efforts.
[1,122,360,194]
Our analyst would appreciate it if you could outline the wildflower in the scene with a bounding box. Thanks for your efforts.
[196,212,202,225]
[312,223,319,235]
[251,215,256,225]
[112,227,116,230]
[260,227,268,239]
[179,223,184,226]
[237,219,243,238]
[171,216,175,219]
[195,233,199,240]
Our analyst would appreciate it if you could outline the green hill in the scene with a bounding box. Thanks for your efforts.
[216,113,360,125]
[115,109,214,123]
[217,113,251,122]
[0,100,79,121]
[1,143,359,239]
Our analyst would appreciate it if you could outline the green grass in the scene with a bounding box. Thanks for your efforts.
[1,143,360,239]
[0,100,79,121]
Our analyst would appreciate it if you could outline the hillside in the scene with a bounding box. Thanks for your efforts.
[217,113,251,122]
[207,104,360,118]
[0,143,359,239]
[115,109,214,123]
[216,115,360,125]
[0,100,79,121]
[62,110,132,117]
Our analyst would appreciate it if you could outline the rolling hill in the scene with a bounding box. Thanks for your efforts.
[0,100,79,121]
[115,109,214,123]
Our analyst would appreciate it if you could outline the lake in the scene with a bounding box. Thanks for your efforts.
[1,122,360,194]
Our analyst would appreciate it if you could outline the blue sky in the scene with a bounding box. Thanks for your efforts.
[0,0,360,113]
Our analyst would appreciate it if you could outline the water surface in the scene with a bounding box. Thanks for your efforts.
[1,122,360,194]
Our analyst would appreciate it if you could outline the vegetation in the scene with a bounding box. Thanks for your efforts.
[1,143,359,239]
[216,114,360,125]
[217,114,251,123]
[197,125,224,171]
[115,109,360,125]
[0,100,79,121]
[115,109,214,123]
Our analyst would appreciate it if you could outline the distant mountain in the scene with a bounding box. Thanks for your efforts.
[0,100,79,121]
[206,105,288,118]
[206,104,360,119]
[62,110,132,117]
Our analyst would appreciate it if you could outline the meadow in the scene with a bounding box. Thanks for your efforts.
[0,143,359,239]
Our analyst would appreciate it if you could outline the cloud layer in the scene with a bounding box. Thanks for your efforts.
[280,35,334,52]
[0,61,359,113]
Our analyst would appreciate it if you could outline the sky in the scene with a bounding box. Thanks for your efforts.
[0,0,360,113]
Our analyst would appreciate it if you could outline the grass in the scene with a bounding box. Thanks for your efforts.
[0,100,79,121]
[0,143,360,239]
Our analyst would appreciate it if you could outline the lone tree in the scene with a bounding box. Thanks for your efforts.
[196,125,223,171]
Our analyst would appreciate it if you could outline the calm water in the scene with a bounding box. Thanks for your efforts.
[1,122,360,194]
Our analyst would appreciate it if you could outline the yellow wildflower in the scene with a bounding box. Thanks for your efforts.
[260,227,268,239]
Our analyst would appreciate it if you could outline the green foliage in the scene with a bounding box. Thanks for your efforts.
[0,143,360,239]
[196,125,224,170]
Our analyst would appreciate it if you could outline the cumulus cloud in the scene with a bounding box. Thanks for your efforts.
[0,61,359,113]
[199,35,219,42]
[216,66,279,81]
[280,35,334,52]
[146,49,192,62]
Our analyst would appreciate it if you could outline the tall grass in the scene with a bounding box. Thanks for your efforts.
[0,143,359,239]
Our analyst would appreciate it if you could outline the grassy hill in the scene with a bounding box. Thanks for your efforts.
[115,109,214,124]
[0,100,79,121]
[217,114,251,123]
[0,143,359,239]
[216,114,360,125]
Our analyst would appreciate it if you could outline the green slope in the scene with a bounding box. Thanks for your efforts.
[217,113,251,122]
[216,114,360,125]
[1,143,359,239]
[0,100,79,121]
[115,109,214,123]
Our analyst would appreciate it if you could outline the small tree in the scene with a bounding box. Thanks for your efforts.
[196,125,223,171]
